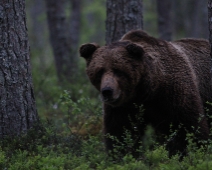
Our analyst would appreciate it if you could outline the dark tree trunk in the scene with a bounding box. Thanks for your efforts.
[105,0,143,44]
[70,0,81,51]
[45,0,81,83]
[45,0,72,82]
[0,0,38,137]
[208,0,212,57]
[156,0,172,41]
[69,0,81,71]
[202,0,209,39]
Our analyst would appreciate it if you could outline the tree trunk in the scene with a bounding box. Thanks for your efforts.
[69,0,81,72]
[208,0,212,57]
[45,0,72,83]
[0,0,38,137]
[70,0,81,52]
[156,0,172,41]
[202,0,209,39]
[45,0,81,83]
[105,0,143,44]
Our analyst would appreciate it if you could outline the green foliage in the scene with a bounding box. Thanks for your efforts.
[57,90,102,137]
[1,113,212,169]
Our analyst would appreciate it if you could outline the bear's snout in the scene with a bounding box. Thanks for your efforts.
[100,74,121,105]
[101,87,113,101]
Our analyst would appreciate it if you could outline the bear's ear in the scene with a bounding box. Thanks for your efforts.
[79,43,100,59]
[125,43,144,59]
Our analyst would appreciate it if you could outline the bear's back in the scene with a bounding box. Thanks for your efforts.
[122,29,212,104]
[172,39,212,103]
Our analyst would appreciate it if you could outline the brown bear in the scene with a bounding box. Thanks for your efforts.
[79,30,212,157]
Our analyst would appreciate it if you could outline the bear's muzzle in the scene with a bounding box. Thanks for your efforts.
[100,74,121,105]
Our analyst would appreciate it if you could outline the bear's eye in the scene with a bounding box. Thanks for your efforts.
[113,69,127,78]
[95,69,104,81]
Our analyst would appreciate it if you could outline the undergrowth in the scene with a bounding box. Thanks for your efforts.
[1,121,212,169]
[1,91,212,169]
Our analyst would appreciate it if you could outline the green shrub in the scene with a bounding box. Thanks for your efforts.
[1,118,212,169]
[2,88,212,169]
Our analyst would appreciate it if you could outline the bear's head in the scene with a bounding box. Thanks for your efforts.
[80,41,149,106]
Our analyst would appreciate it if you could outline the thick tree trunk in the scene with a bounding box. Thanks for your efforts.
[0,0,38,137]
[156,0,172,41]
[45,0,81,83]
[105,0,143,44]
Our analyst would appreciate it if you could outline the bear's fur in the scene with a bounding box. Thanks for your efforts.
[79,30,212,157]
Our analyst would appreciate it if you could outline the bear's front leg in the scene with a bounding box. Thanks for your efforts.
[103,104,145,158]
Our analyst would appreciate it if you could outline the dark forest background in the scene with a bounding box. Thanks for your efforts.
[0,0,211,169]
[26,0,208,120]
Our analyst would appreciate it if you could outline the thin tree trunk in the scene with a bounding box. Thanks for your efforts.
[156,0,172,41]
[45,0,73,83]
[202,0,209,39]
[70,0,81,50]
[45,0,81,83]
[105,0,143,44]
[69,0,81,72]
[208,0,212,94]
[0,0,38,137]
[208,0,212,57]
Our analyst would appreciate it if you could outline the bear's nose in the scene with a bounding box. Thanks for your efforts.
[101,87,113,100]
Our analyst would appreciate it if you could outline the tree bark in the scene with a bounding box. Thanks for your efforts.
[0,0,38,137]
[45,0,81,83]
[45,0,72,82]
[69,0,81,72]
[70,0,81,51]
[208,0,212,57]
[105,0,143,44]
[202,0,209,39]
[156,0,172,41]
